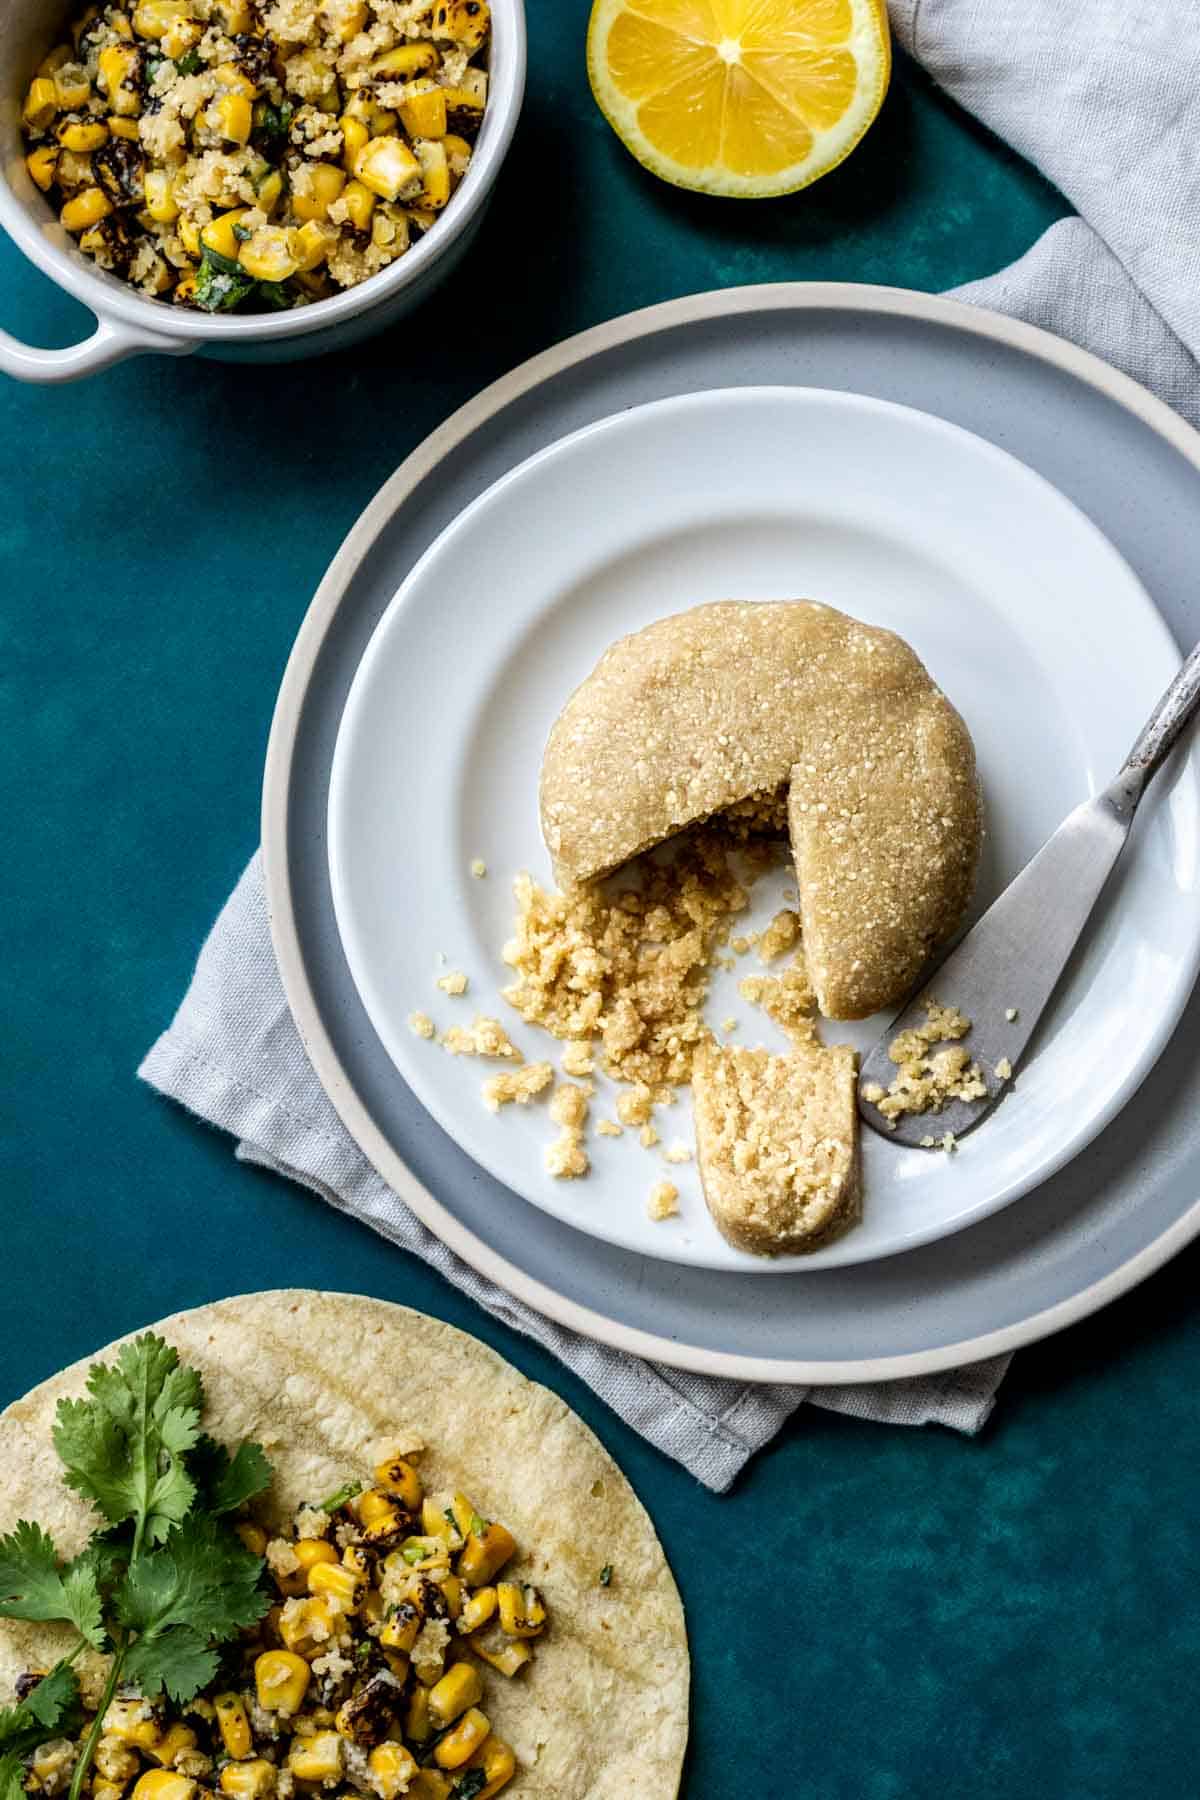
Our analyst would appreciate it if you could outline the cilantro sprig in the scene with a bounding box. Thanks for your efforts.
[0,1336,272,1800]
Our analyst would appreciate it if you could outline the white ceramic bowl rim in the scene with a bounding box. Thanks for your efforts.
[0,0,525,354]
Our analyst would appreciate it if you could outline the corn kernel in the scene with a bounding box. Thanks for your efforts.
[373,1452,423,1506]
[163,17,202,56]
[179,214,201,255]
[26,145,59,191]
[277,1594,339,1658]
[353,135,420,202]
[287,1732,343,1784]
[38,46,71,76]
[458,1522,516,1588]
[343,91,396,133]
[365,1745,417,1800]
[407,1775,452,1800]
[22,79,59,131]
[369,43,439,77]
[466,1632,532,1678]
[217,1761,275,1800]
[98,46,141,115]
[496,1582,546,1639]
[400,88,447,139]
[173,274,198,304]
[62,186,112,231]
[211,0,252,27]
[291,161,346,221]
[55,68,93,109]
[94,1782,126,1800]
[459,1586,496,1634]
[214,92,253,145]
[256,168,284,213]
[130,1776,195,1800]
[339,178,375,230]
[58,119,109,152]
[144,1725,197,1769]
[416,139,450,209]
[433,1708,490,1771]
[108,116,141,139]
[463,1735,516,1800]
[340,115,369,172]
[255,1650,311,1715]
[433,0,491,52]
[132,0,193,38]
[213,1694,251,1761]
[428,1663,483,1729]
[200,206,251,260]
[103,1703,162,1753]
[308,1559,364,1611]
[323,0,368,38]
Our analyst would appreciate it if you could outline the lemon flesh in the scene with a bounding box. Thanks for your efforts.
[587,0,891,198]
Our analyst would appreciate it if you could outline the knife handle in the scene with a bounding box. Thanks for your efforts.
[1109,638,1200,815]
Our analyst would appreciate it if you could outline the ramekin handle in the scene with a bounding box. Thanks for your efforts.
[0,313,192,383]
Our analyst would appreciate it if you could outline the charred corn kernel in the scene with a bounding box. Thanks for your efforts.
[458,1522,516,1588]
[341,115,369,171]
[380,1599,421,1653]
[133,0,192,38]
[95,1738,139,1788]
[293,1537,339,1572]
[23,80,59,130]
[407,1776,452,1800]
[421,1497,463,1545]
[440,84,485,129]
[381,1649,410,1684]
[466,1632,532,1678]
[130,1776,196,1800]
[108,116,141,139]
[400,87,447,139]
[142,167,178,221]
[362,1585,385,1627]
[497,1582,546,1639]
[308,1558,364,1610]
[26,146,59,191]
[256,168,284,213]
[145,1725,197,1768]
[358,1488,403,1531]
[353,136,420,201]
[442,132,471,167]
[291,161,345,221]
[288,219,331,271]
[255,1650,311,1714]
[440,1574,463,1620]
[213,92,253,145]
[427,1663,483,1729]
[433,0,491,51]
[323,0,368,39]
[162,16,202,55]
[58,119,109,152]
[235,1521,267,1556]
[464,1736,517,1800]
[98,46,141,115]
[103,1703,162,1753]
[232,221,297,281]
[213,1694,252,1761]
[55,69,93,110]
[179,214,201,255]
[343,1543,370,1577]
[434,1708,490,1771]
[216,62,257,96]
[369,43,439,78]
[343,91,397,133]
[57,148,93,188]
[416,140,450,209]
[397,1535,449,1571]
[365,1744,417,1800]
[339,178,375,230]
[173,274,198,304]
[277,1594,338,1657]
[200,207,251,260]
[217,1761,276,1800]
[459,1586,497,1634]
[211,0,252,27]
[405,1683,433,1744]
[286,1733,343,1784]
[62,186,112,231]
[94,1782,126,1800]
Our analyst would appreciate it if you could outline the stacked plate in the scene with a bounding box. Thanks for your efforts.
[263,284,1200,1382]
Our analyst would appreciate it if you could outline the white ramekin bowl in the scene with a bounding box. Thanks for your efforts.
[0,0,525,381]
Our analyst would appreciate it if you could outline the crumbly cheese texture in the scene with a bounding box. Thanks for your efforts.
[502,822,757,1094]
[540,600,981,1021]
[647,1181,679,1221]
[863,999,987,1125]
[481,1061,553,1111]
[441,1014,522,1060]
[21,0,489,308]
[692,1040,861,1256]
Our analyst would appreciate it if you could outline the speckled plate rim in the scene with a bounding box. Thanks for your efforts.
[262,281,1200,1384]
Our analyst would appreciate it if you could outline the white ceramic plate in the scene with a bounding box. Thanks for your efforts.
[328,385,1200,1273]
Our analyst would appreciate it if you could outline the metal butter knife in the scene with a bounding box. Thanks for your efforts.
[858,639,1200,1146]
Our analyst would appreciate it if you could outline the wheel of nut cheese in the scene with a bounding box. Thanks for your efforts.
[540,599,982,1019]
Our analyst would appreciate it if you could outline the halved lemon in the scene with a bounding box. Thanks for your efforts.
[587,0,891,199]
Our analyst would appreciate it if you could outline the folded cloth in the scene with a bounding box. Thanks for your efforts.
[143,0,1200,1490]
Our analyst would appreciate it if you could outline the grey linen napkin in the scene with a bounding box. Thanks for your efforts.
[143,0,1200,1489]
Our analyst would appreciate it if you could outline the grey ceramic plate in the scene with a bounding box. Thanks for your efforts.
[263,283,1200,1383]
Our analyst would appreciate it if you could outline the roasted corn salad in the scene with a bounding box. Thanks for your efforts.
[20,0,490,309]
[18,1456,545,1800]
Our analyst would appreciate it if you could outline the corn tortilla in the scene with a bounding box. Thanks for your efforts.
[0,1291,689,1798]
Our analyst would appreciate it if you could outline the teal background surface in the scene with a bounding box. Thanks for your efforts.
[3,8,1197,1795]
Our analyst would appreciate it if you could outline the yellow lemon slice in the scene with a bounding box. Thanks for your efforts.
[587,0,891,198]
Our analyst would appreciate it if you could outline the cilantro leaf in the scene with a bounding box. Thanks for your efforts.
[0,1750,26,1800]
[189,1438,272,1517]
[175,48,202,75]
[193,250,256,313]
[0,1663,81,1771]
[53,1335,202,1548]
[0,1524,104,1648]
[20,1665,82,1733]
[111,1516,268,1702]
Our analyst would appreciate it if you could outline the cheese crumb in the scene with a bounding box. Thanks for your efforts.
[663,1139,693,1165]
[865,999,985,1124]
[442,1016,522,1060]
[647,1180,679,1221]
[639,1123,660,1149]
[408,1011,435,1040]
[1005,1007,1018,1021]
[470,859,487,878]
[436,970,468,996]
[482,1063,554,1111]
[995,1057,1013,1081]
[549,1083,591,1130]
[757,908,799,963]
[615,1084,654,1127]
[595,1118,622,1137]
[561,1041,595,1077]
